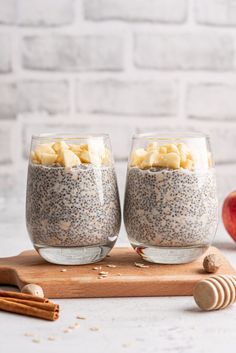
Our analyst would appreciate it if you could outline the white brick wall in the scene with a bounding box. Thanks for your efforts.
[0,0,16,25]
[187,84,236,120]
[134,33,234,71]
[18,0,74,26]
[0,82,16,119]
[0,33,12,72]
[0,123,14,164]
[195,0,236,26]
[22,35,124,71]
[18,80,70,114]
[84,0,187,23]
[0,0,236,207]
[0,81,69,119]
[76,80,178,115]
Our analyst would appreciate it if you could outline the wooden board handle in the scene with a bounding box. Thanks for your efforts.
[0,254,23,287]
[0,268,18,286]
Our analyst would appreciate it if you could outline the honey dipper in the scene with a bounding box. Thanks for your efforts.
[193,274,236,311]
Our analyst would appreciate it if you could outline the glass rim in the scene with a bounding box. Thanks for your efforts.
[133,131,209,140]
[32,132,110,141]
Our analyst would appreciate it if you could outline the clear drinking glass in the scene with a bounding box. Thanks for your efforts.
[26,133,121,265]
[124,132,218,264]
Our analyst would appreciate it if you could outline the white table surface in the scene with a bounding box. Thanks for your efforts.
[0,193,236,353]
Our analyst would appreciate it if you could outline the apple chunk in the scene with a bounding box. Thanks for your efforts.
[61,149,81,168]
[52,141,69,153]
[40,153,57,166]
[35,143,56,163]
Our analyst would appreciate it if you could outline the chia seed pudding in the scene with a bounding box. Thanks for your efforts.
[26,163,121,248]
[124,167,218,248]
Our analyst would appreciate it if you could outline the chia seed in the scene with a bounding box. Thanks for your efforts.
[124,167,218,247]
[26,163,121,247]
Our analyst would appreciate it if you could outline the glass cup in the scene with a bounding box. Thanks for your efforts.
[124,132,218,264]
[26,133,121,265]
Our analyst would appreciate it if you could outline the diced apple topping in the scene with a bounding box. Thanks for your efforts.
[61,149,81,168]
[30,151,39,164]
[159,146,167,154]
[180,159,194,170]
[140,151,159,169]
[158,153,181,169]
[31,141,111,167]
[40,153,58,166]
[208,152,213,168]
[79,151,92,164]
[131,148,147,167]
[165,144,179,154]
[52,141,69,153]
[102,148,111,165]
[34,143,56,163]
[69,143,88,154]
[130,142,197,170]
[146,142,159,152]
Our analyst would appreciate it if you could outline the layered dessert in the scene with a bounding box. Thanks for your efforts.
[26,140,121,249]
[124,141,218,249]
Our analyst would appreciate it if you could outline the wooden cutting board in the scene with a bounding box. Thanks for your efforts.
[0,246,235,298]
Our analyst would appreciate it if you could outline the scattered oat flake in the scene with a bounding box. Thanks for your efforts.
[92,267,98,270]
[76,315,86,320]
[122,343,132,348]
[134,262,149,268]
[32,338,41,343]
[90,327,99,331]
[107,264,116,268]
[74,322,80,328]
[60,268,67,272]
[48,336,56,341]
[63,329,71,333]
[99,271,108,275]
[24,332,34,337]
[68,325,75,329]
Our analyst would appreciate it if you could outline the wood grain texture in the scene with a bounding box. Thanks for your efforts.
[0,247,235,299]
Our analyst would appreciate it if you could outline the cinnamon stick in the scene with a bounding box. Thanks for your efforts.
[2,298,59,312]
[0,299,58,321]
[0,290,48,303]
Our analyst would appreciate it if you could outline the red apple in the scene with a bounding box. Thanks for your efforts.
[222,191,236,241]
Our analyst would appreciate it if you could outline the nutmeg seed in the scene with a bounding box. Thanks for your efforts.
[203,254,222,273]
[21,284,44,298]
